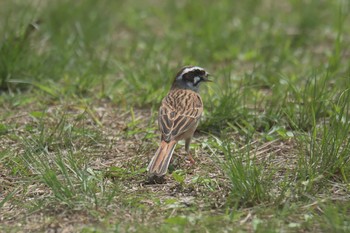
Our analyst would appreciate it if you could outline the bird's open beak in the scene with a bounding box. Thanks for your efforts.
[203,73,212,82]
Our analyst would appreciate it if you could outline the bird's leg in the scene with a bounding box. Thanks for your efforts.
[185,138,195,165]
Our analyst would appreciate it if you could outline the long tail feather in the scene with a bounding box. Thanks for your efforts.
[147,141,177,177]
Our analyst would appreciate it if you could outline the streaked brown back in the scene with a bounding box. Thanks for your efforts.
[158,89,203,142]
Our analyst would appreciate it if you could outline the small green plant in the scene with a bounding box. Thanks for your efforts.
[283,72,331,131]
[296,89,350,191]
[172,170,186,185]
[320,203,350,233]
[212,137,271,207]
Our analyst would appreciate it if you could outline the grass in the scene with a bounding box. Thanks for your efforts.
[1,0,350,232]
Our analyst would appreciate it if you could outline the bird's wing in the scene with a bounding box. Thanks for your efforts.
[158,89,203,142]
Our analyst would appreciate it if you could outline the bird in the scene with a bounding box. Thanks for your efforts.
[147,66,211,178]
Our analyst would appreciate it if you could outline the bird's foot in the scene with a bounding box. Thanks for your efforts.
[185,154,196,166]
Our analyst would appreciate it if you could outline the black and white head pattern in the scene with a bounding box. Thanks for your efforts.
[174,66,209,91]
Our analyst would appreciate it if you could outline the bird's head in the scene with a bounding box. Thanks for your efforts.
[172,66,211,92]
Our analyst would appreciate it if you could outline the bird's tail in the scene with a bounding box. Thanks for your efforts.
[147,140,177,177]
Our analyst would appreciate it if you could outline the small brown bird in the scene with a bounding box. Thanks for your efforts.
[147,66,211,177]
